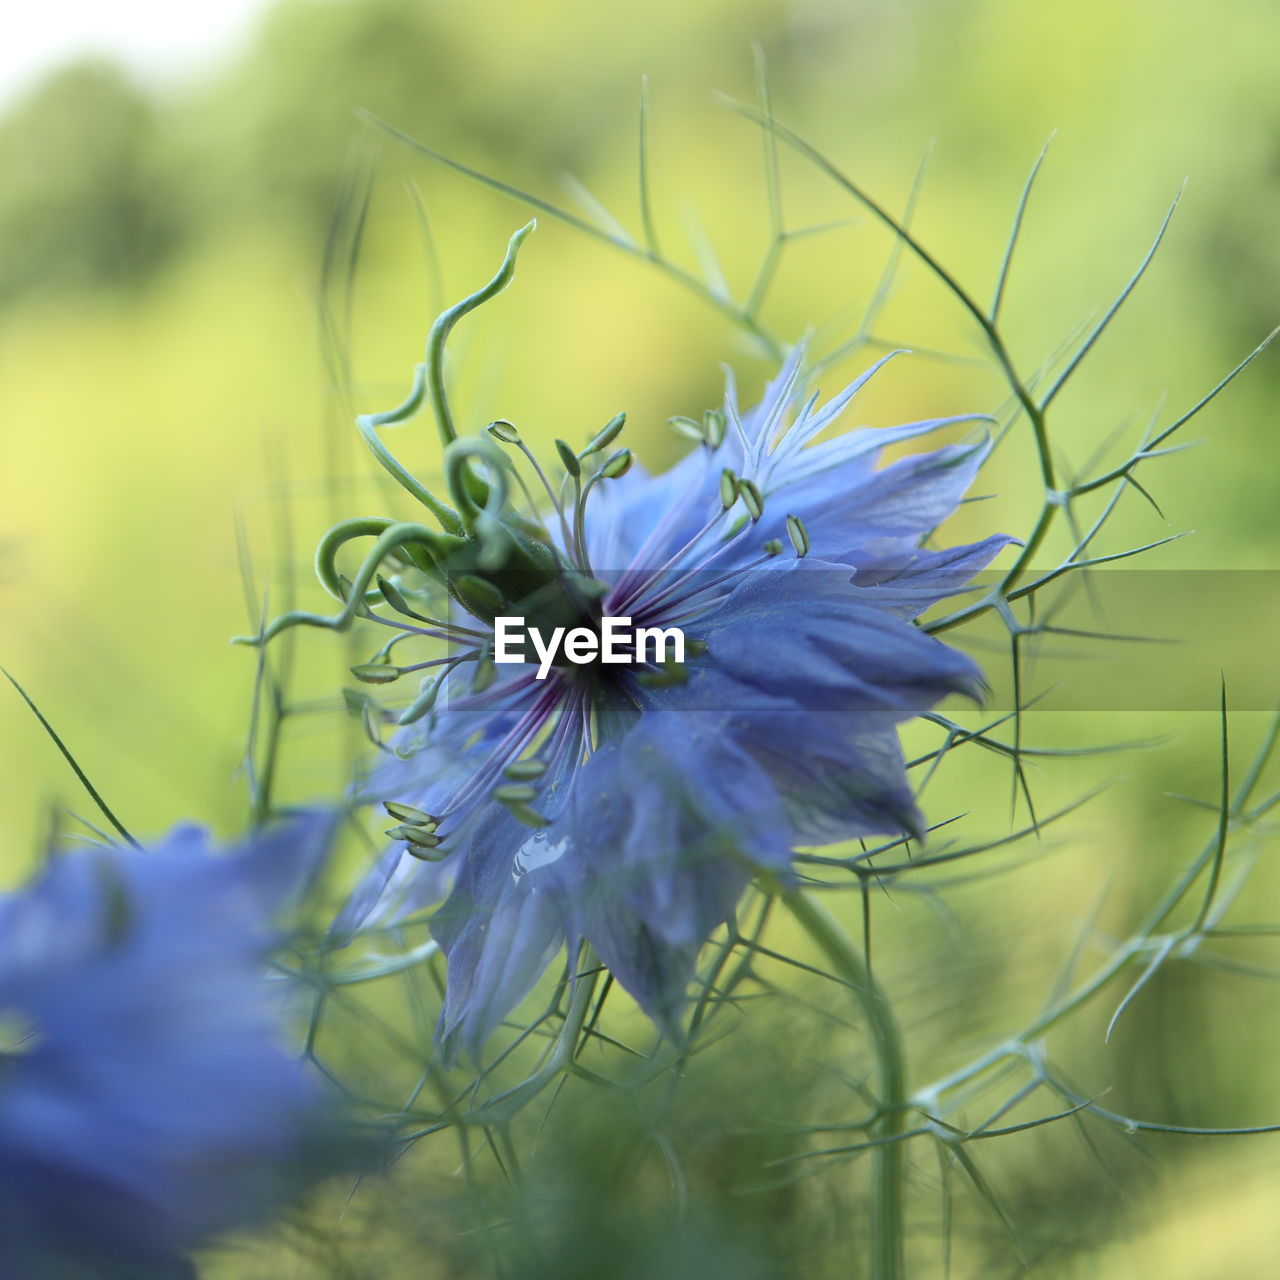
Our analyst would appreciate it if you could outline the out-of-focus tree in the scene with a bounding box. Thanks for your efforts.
[0,0,803,301]
[0,62,175,299]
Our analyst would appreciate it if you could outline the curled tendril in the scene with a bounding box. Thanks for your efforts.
[242,223,542,653]
[232,521,462,647]
[355,368,462,534]
[444,438,517,570]
[426,219,537,447]
[351,219,537,533]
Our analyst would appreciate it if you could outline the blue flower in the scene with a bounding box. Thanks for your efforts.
[335,349,1011,1060]
[0,814,336,1278]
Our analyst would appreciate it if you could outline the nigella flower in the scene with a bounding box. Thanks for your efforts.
[0,814,337,1279]
[316,343,1012,1062]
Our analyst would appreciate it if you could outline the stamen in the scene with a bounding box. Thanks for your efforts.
[566,455,592,573]
[609,450,717,602]
[636,663,689,688]
[581,412,627,458]
[555,439,582,479]
[351,663,401,685]
[632,546,789,631]
[471,655,497,693]
[738,478,764,522]
[508,804,550,829]
[487,419,522,444]
[425,669,539,720]
[386,825,447,861]
[397,656,474,677]
[374,575,439,624]
[383,801,439,828]
[609,491,751,616]
[354,653,467,685]
[436,676,567,821]
[786,514,810,557]
[486,420,567,535]
[366,629,424,665]
[668,415,705,442]
[572,448,634,576]
[615,504,764,619]
[361,611,489,645]
[503,759,548,781]
[492,783,538,805]
[452,574,506,618]
[703,408,727,449]
[397,653,472,726]
[599,448,632,479]
[507,435,577,555]
[669,409,726,450]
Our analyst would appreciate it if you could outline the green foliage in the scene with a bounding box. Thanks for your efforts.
[3,2,1280,1277]
[0,61,173,298]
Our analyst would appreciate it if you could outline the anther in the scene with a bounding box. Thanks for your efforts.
[503,759,548,781]
[600,448,632,479]
[668,415,704,442]
[386,823,444,849]
[508,804,550,829]
[786,514,810,558]
[397,676,444,726]
[487,419,521,444]
[375,574,417,618]
[555,439,581,479]
[351,663,401,685]
[387,825,448,861]
[582,412,626,457]
[637,663,689,688]
[452,574,505,618]
[471,656,497,693]
[383,801,439,829]
[703,409,727,449]
[738,478,764,522]
[492,782,538,805]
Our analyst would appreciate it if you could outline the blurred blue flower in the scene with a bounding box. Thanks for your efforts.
[339,350,1011,1059]
[0,813,335,1279]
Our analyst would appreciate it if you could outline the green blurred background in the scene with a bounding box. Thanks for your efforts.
[1,0,1279,1275]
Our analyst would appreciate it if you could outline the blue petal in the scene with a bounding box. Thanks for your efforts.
[0,815,339,1273]
[681,559,985,715]
[562,712,791,950]
[420,745,585,1063]
[734,712,925,842]
[430,813,569,1064]
[573,894,700,1037]
[848,533,1016,617]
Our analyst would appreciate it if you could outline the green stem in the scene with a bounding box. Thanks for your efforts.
[358,111,786,361]
[784,890,906,1280]
[231,521,460,646]
[426,220,536,448]
[463,944,601,1125]
[356,364,463,533]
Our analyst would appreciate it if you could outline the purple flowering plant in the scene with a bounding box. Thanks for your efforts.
[269,308,1012,1062]
[3,70,1278,1280]
[234,86,1280,1277]
[0,812,340,1279]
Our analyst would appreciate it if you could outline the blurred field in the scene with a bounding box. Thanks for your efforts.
[1,1,1278,1274]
